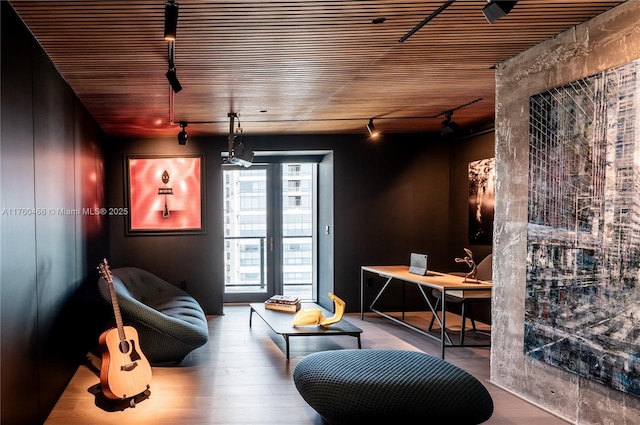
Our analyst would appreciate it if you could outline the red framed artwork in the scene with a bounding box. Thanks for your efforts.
[126,155,204,234]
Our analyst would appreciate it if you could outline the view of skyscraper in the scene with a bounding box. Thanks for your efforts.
[223,163,315,300]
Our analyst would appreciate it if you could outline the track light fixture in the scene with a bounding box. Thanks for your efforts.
[165,40,182,93]
[177,121,187,145]
[441,110,460,136]
[164,0,179,41]
[482,0,518,24]
[366,118,379,138]
[166,67,182,93]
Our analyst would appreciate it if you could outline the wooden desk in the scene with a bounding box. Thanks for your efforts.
[360,265,492,358]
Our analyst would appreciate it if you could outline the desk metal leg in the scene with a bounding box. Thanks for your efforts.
[401,282,406,320]
[369,277,453,358]
[416,284,453,346]
[370,276,393,310]
[441,290,447,359]
[361,268,365,320]
[460,302,467,346]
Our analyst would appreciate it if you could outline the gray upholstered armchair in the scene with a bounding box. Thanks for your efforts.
[98,267,209,364]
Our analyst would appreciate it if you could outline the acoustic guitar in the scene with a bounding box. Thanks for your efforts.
[97,258,152,400]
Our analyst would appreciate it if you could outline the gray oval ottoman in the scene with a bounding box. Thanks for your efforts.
[293,349,493,425]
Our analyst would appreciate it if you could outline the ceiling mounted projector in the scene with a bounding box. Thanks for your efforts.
[225,112,254,167]
[229,141,254,167]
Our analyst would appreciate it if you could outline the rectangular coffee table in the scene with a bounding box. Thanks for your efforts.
[249,302,362,360]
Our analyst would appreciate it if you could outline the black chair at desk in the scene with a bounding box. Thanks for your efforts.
[428,254,492,345]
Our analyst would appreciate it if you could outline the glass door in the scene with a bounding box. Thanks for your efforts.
[223,165,273,303]
[223,162,317,303]
[281,163,316,300]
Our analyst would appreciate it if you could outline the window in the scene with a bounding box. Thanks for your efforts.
[223,162,318,302]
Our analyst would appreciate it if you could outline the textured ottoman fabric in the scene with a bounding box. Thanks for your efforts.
[98,267,209,364]
[293,349,493,425]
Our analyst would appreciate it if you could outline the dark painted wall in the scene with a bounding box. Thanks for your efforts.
[1,4,109,424]
[105,132,476,314]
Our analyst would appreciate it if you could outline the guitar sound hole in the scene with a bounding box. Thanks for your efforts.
[119,340,131,354]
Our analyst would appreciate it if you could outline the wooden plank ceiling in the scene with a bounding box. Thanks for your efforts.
[10,0,626,138]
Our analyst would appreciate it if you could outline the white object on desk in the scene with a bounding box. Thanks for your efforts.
[408,253,428,276]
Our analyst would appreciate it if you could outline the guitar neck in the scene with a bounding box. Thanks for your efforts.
[107,280,127,342]
[99,260,127,342]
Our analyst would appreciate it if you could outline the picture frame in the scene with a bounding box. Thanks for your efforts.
[468,157,495,245]
[125,154,204,234]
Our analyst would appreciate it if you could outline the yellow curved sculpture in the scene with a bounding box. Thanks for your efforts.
[291,309,323,326]
[292,293,345,327]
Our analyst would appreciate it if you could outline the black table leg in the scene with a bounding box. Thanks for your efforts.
[284,335,290,360]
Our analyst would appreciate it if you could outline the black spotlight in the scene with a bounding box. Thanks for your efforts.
[166,67,182,93]
[164,0,179,41]
[366,118,379,138]
[441,111,460,136]
[177,121,187,145]
[482,1,518,24]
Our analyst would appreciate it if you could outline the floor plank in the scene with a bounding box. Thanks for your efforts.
[45,306,569,424]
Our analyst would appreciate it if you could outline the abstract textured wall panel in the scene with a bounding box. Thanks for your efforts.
[525,59,640,396]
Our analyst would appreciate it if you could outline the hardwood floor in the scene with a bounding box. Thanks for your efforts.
[45,305,569,424]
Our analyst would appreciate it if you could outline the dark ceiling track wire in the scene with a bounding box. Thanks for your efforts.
[179,98,483,126]
[399,0,456,43]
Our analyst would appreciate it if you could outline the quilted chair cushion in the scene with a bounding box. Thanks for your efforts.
[293,349,494,425]
[98,267,209,364]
